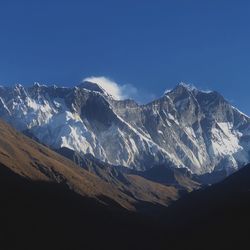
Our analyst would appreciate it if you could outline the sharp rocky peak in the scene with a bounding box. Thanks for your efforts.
[78,81,106,94]
[165,82,214,96]
[163,82,227,107]
[175,82,197,92]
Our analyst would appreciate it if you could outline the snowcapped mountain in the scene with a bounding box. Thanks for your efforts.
[0,81,249,175]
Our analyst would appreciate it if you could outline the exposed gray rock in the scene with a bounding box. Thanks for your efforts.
[0,81,249,175]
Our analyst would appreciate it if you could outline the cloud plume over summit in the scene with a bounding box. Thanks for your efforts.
[83,76,137,100]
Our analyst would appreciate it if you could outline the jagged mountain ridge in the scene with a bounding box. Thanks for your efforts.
[0,81,249,174]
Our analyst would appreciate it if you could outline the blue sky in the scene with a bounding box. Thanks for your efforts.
[0,0,250,113]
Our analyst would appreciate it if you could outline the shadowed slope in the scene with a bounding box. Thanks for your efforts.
[160,164,250,249]
[0,119,179,210]
[0,119,171,249]
[0,163,168,250]
[1,118,250,249]
[55,147,180,208]
[136,164,201,191]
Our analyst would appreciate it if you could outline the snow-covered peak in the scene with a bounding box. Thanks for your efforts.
[13,83,25,93]
[32,82,49,88]
[177,82,197,91]
[0,81,249,175]
[14,83,24,89]
[177,82,214,94]
[33,82,41,87]
[79,80,120,101]
[13,83,28,98]
[79,81,107,94]
[165,82,213,97]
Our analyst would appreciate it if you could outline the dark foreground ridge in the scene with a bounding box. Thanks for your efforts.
[1,118,250,250]
[1,161,250,250]
[0,164,166,250]
[160,164,250,249]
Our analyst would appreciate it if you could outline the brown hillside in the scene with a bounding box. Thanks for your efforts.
[0,119,179,210]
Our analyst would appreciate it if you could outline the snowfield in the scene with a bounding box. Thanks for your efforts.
[0,81,249,174]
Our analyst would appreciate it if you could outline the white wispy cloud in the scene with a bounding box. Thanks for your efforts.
[83,76,138,100]
[83,76,157,104]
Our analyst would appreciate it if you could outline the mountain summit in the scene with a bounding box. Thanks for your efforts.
[0,82,249,175]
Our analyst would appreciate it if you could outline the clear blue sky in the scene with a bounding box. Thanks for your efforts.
[0,0,250,113]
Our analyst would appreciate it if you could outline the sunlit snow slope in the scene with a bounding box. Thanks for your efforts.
[0,82,249,174]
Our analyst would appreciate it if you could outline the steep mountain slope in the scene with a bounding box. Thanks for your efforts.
[0,119,179,210]
[160,164,250,249]
[56,147,200,190]
[0,162,169,250]
[112,83,250,174]
[1,121,249,249]
[0,82,249,175]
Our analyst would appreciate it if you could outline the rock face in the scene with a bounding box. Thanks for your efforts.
[0,81,249,174]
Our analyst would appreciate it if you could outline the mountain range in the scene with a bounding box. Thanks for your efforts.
[0,80,250,249]
[0,119,183,211]
[0,117,249,250]
[0,81,249,177]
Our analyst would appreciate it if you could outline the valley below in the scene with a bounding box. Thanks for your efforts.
[0,82,250,250]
